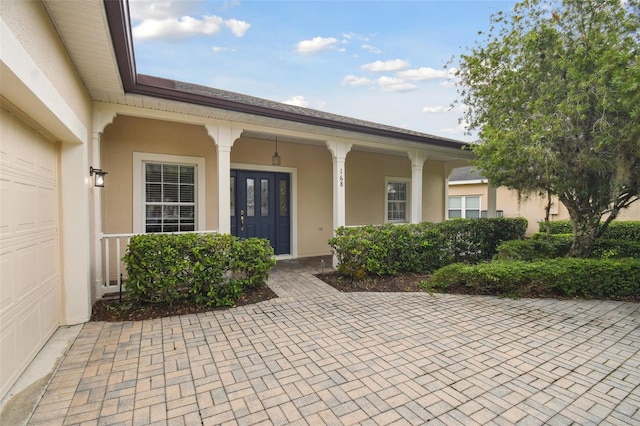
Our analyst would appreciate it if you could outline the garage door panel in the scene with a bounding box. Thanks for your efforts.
[39,238,58,284]
[15,182,38,233]
[17,243,39,298]
[0,325,18,398]
[0,252,14,312]
[38,186,57,228]
[18,304,41,362]
[0,179,13,235]
[40,288,59,338]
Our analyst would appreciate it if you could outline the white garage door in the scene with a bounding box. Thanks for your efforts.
[0,107,60,400]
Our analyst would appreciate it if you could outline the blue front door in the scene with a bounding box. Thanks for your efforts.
[231,170,291,255]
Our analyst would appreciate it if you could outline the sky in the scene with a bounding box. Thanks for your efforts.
[128,0,518,142]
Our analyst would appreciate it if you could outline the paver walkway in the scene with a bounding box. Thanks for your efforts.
[27,257,640,425]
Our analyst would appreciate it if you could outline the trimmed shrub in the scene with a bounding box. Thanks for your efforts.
[539,220,573,235]
[329,218,527,278]
[329,223,449,278]
[421,258,640,301]
[439,217,528,263]
[123,233,275,306]
[496,234,572,260]
[497,233,640,261]
[540,220,640,242]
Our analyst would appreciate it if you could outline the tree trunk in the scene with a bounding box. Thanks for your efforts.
[568,215,600,258]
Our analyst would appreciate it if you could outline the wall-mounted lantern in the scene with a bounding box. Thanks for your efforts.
[90,166,108,187]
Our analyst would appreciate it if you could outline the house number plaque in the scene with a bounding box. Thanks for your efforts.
[339,169,344,187]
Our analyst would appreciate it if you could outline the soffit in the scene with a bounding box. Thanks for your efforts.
[43,0,123,98]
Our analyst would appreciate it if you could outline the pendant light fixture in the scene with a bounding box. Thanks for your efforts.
[272,136,281,166]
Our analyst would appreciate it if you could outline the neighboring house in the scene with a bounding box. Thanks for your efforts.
[448,166,640,235]
[0,0,474,399]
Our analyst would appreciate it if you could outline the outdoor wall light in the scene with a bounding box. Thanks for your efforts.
[272,137,281,166]
[90,166,108,187]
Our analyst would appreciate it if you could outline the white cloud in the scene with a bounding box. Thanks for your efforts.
[377,76,417,93]
[296,37,339,54]
[129,1,194,20]
[422,105,451,113]
[362,44,382,54]
[362,59,409,73]
[398,67,449,81]
[212,46,236,53]
[342,75,374,87]
[342,32,369,42]
[132,14,251,40]
[225,19,251,37]
[283,96,309,107]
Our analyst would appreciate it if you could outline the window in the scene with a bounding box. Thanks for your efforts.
[385,178,410,223]
[448,195,481,219]
[144,162,195,233]
[133,153,205,233]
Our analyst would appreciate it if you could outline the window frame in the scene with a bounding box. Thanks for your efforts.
[384,177,411,224]
[133,152,205,233]
[448,195,482,219]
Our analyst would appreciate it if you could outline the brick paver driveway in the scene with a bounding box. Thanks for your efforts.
[29,259,640,425]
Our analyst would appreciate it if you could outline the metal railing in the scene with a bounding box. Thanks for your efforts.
[99,230,218,297]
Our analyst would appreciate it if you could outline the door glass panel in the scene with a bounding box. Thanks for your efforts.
[230,177,235,216]
[279,180,288,216]
[246,178,255,216]
[261,179,269,217]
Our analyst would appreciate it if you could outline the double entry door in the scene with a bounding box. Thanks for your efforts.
[230,170,291,255]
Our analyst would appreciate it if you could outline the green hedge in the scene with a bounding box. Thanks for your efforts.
[497,233,640,260]
[329,223,448,278]
[123,233,275,306]
[540,220,640,241]
[421,258,640,301]
[329,218,527,278]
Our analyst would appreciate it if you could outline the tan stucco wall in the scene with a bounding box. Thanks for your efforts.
[423,160,446,223]
[346,151,410,225]
[101,115,219,234]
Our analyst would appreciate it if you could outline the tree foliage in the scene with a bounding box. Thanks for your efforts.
[456,0,640,257]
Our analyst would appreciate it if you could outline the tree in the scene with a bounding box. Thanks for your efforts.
[456,0,640,257]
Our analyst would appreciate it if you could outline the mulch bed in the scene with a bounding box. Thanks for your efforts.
[90,273,428,322]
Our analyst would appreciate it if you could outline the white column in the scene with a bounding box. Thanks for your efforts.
[206,125,242,234]
[407,151,427,224]
[91,106,116,298]
[444,163,456,221]
[326,140,352,231]
[60,142,92,324]
[487,184,497,218]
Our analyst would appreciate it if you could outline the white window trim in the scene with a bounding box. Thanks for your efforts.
[133,152,206,233]
[448,195,482,219]
[385,177,411,223]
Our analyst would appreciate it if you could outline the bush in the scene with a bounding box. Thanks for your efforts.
[439,218,528,263]
[496,234,573,260]
[421,258,640,301]
[329,218,527,278]
[329,223,449,278]
[123,233,275,306]
[497,233,640,261]
[540,220,640,241]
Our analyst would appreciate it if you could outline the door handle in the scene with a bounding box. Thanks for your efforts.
[240,209,245,230]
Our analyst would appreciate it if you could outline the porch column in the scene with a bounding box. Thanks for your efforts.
[326,140,352,231]
[206,125,242,234]
[408,151,427,223]
[91,106,116,297]
[487,184,497,218]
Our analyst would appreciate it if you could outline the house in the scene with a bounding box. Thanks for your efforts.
[0,0,476,400]
[448,166,640,235]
